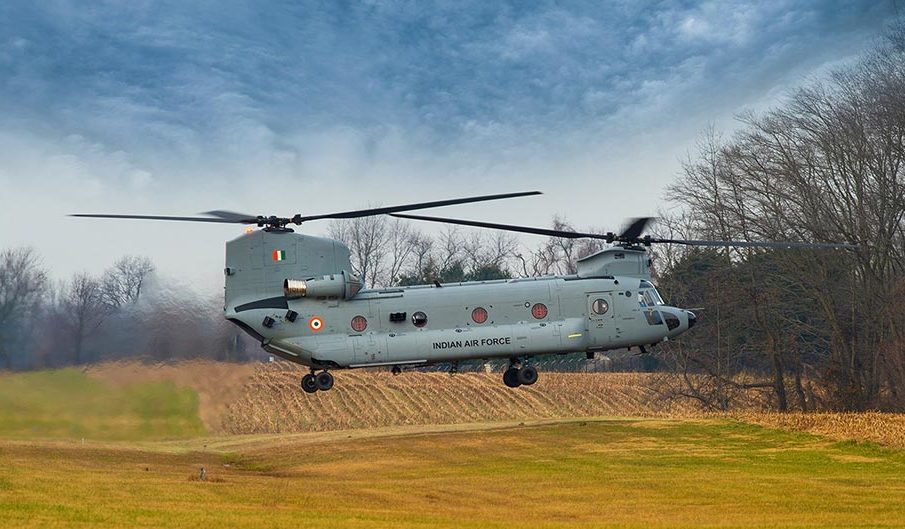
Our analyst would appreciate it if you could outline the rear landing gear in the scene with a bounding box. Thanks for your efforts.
[301,373,318,393]
[301,370,334,393]
[502,359,539,388]
[517,365,538,385]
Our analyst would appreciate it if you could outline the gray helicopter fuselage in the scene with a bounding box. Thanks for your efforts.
[223,229,694,369]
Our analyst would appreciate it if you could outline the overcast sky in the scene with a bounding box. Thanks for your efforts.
[0,1,899,290]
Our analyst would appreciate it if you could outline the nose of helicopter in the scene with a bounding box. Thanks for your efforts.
[686,310,697,329]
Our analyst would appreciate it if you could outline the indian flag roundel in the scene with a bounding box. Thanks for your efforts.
[308,316,324,332]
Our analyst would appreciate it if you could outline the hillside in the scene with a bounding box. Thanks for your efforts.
[0,368,205,440]
[1,361,902,449]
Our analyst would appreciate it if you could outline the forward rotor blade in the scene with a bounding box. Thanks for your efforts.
[652,238,857,250]
[620,217,654,240]
[391,213,858,250]
[391,213,611,240]
[69,213,241,224]
[296,191,542,223]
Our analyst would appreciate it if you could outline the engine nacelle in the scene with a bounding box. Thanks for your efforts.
[576,247,652,280]
[284,270,363,300]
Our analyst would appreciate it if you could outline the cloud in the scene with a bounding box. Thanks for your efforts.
[0,0,897,287]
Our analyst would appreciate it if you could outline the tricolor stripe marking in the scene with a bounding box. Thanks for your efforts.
[272,250,286,261]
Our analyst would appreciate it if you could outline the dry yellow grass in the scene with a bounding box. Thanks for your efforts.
[732,411,905,449]
[72,360,905,450]
[86,360,255,432]
[220,363,700,434]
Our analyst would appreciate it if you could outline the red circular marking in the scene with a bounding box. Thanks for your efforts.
[531,303,548,319]
[471,307,488,324]
[308,316,324,332]
[350,315,368,332]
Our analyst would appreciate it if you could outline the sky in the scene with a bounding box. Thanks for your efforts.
[0,0,900,290]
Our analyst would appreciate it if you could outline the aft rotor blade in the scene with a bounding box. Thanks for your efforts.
[296,191,542,223]
[391,213,611,240]
[69,213,243,224]
[201,210,259,223]
[653,238,858,250]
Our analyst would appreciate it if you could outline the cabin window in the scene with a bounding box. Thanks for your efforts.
[350,315,368,332]
[591,298,609,315]
[531,303,548,319]
[412,311,428,327]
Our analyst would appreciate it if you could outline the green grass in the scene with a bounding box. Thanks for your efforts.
[1,419,904,528]
[0,368,206,440]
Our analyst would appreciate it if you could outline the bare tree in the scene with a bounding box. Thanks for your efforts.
[461,230,518,278]
[60,272,108,364]
[383,219,421,286]
[0,247,47,369]
[101,256,155,308]
[328,216,389,288]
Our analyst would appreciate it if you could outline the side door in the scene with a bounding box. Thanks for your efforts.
[586,291,616,348]
[352,333,387,365]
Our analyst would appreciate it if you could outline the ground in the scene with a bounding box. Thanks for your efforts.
[1,363,904,528]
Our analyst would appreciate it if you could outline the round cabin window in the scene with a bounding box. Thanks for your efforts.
[592,298,609,315]
[350,315,368,332]
[412,311,428,327]
[471,307,488,324]
[531,303,548,319]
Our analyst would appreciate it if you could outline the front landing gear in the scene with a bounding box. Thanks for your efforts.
[502,359,539,388]
[301,370,334,393]
[315,371,334,391]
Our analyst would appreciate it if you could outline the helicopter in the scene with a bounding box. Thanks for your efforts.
[72,191,855,393]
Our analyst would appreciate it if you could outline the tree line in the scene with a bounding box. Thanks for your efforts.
[0,249,259,370]
[652,26,905,411]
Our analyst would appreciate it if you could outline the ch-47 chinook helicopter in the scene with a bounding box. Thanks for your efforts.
[73,191,855,393]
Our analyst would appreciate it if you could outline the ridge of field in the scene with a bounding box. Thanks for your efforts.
[220,362,700,434]
[2,418,904,528]
[0,368,205,440]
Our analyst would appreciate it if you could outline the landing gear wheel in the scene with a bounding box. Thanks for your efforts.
[301,373,318,393]
[517,365,538,386]
[503,367,521,388]
[315,371,334,391]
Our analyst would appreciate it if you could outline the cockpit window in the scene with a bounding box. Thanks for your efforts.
[649,289,664,305]
[639,290,660,308]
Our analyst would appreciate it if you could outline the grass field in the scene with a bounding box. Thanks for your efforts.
[2,363,905,528]
[1,418,904,528]
[0,368,205,440]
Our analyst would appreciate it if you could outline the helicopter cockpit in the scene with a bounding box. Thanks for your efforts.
[638,280,670,327]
